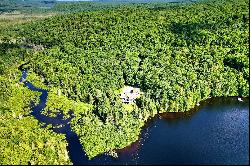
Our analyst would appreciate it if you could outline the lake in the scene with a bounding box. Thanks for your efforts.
[21,70,249,165]
[89,97,249,165]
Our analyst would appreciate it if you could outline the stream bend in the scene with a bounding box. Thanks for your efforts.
[20,70,89,165]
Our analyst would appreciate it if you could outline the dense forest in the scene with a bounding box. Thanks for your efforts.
[0,0,56,14]
[0,0,249,164]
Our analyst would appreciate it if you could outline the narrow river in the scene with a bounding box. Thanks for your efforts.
[21,70,249,165]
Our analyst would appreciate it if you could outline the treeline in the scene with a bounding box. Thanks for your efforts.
[19,0,249,110]
[14,0,249,158]
[0,0,56,14]
[0,41,72,164]
[0,0,191,14]
[1,0,249,160]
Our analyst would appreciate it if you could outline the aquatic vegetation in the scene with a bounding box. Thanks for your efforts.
[0,62,72,165]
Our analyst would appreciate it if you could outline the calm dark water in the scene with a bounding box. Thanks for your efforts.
[91,97,249,165]
[21,70,249,165]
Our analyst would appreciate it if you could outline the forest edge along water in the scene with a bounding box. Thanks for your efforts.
[20,70,89,165]
[20,70,249,165]
[1,0,248,165]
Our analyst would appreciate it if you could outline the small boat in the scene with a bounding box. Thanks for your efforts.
[237,97,243,102]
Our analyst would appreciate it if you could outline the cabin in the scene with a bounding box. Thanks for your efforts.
[120,86,142,103]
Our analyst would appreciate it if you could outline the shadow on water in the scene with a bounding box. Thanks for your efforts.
[20,69,249,165]
[116,96,249,155]
[20,70,89,165]
[158,96,249,123]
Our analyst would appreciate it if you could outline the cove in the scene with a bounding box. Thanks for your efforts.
[20,70,249,165]
[113,97,249,165]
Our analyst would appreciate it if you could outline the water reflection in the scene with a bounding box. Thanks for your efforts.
[21,70,249,165]
[115,97,249,165]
